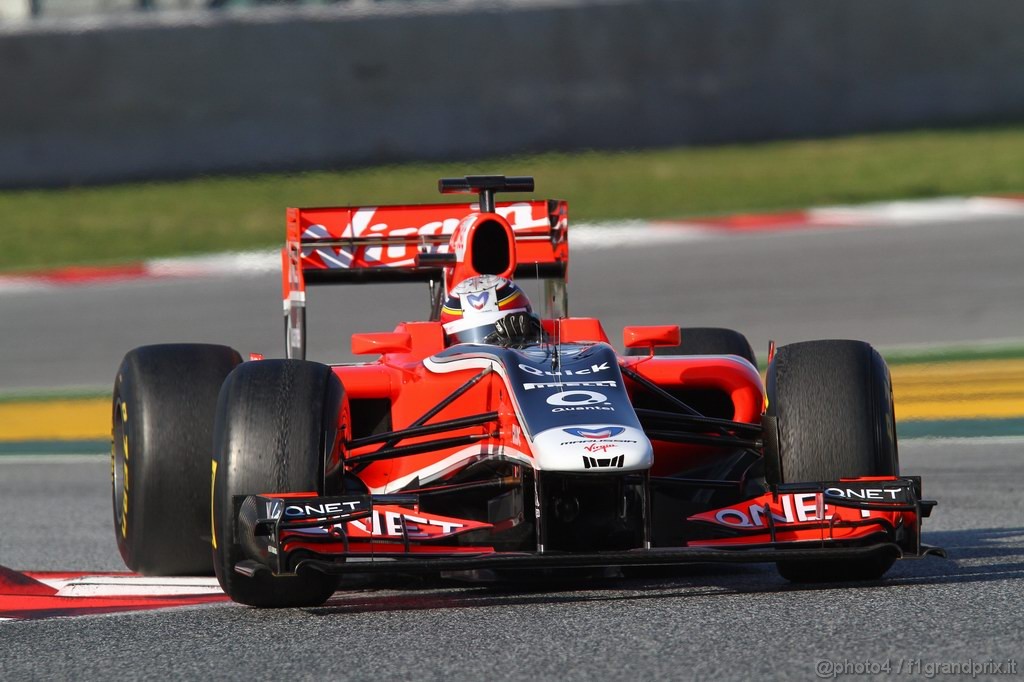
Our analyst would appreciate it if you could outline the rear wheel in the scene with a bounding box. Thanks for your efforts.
[112,344,242,575]
[627,326,757,365]
[212,359,344,607]
[764,339,899,582]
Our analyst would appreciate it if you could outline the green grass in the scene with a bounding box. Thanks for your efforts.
[3,124,1024,272]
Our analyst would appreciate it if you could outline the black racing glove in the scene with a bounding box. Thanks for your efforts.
[486,312,543,347]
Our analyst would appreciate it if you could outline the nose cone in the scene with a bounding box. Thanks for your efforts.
[531,426,653,472]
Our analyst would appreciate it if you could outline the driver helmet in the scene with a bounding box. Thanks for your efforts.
[440,275,533,344]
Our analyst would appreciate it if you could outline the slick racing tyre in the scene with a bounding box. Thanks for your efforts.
[763,340,899,582]
[112,344,242,575]
[212,359,344,607]
[626,326,757,365]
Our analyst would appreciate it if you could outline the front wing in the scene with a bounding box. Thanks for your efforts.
[231,477,942,579]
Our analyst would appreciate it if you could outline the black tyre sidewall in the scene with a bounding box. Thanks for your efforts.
[764,339,900,582]
[112,344,241,575]
[212,359,342,607]
[766,340,898,484]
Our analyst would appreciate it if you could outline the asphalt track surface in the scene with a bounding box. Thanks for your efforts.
[1,441,1022,680]
[2,215,1024,390]
[2,215,1024,678]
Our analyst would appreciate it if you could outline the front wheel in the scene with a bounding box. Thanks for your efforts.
[212,359,344,607]
[764,339,899,582]
[112,343,241,575]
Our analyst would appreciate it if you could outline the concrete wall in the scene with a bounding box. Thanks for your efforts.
[2,0,1024,187]
[0,0,30,20]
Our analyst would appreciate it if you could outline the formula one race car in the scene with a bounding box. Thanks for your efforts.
[111,175,942,607]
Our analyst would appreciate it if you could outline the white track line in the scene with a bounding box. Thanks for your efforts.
[34,575,224,597]
[808,196,1024,225]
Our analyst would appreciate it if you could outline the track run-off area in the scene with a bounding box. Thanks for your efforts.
[1,200,1023,679]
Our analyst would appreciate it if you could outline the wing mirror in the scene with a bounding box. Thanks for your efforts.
[623,325,681,351]
[351,332,412,356]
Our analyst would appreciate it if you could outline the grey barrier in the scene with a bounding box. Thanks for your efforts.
[1,0,1023,187]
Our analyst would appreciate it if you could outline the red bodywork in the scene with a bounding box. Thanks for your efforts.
[239,178,936,575]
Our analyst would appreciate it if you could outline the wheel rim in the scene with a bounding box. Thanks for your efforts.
[112,396,128,539]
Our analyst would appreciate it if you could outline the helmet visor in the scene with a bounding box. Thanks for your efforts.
[443,308,528,345]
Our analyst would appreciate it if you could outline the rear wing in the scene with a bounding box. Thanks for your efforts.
[285,199,568,284]
[282,197,569,359]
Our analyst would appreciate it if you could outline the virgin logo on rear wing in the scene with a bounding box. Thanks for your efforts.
[287,200,567,280]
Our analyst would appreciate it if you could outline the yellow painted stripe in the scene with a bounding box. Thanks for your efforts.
[896,397,1024,420]
[0,398,110,440]
[892,358,1024,420]
[2,356,1024,441]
